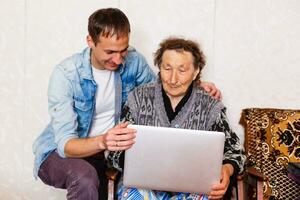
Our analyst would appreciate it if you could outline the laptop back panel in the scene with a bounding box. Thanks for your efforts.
[123,125,225,194]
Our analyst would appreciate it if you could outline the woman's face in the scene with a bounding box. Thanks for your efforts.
[160,50,199,99]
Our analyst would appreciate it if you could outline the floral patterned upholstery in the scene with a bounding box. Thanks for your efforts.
[241,108,300,200]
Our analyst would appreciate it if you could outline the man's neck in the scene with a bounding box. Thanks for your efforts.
[90,56,105,70]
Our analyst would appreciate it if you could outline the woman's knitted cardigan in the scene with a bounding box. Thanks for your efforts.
[108,81,246,176]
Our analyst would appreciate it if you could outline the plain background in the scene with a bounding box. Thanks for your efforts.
[0,0,299,199]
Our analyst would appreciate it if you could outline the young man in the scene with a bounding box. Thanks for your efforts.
[33,8,221,200]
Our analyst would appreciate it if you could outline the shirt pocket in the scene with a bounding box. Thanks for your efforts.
[74,98,93,111]
[122,82,135,99]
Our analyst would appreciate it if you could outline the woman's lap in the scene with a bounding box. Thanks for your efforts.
[118,185,209,200]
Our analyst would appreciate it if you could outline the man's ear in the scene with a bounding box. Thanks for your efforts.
[86,35,95,48]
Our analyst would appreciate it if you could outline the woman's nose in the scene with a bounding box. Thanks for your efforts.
[170,71,178,84]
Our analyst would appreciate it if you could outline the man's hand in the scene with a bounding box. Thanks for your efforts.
[64,122,136,157]
[100,122,136,151]
[208,164,233,199]
[198,81,222,100]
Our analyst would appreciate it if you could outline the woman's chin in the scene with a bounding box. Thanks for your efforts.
[166,91,185,98]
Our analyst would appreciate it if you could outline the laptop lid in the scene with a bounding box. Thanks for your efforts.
[123,125,225,194]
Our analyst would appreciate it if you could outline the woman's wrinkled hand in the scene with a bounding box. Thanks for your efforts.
[208,164,233,199]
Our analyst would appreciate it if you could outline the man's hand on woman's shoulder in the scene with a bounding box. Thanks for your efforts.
[198,81,222,100]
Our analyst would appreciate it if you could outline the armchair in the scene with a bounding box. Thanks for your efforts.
[239,108,300,200]
[106,168,119,200]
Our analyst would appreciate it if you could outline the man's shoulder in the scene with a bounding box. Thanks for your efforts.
[124,47,147,65]
[55,48,89,73]
[121,46,155,85]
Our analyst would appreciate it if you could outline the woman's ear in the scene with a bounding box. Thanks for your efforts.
[193,67,200,81]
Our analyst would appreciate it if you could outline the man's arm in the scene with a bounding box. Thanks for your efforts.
[129,49,222,100]
[64,122,136,158]
[134,50,157,86]
[48,66,79,158]
[127,47,222,100]
[48,67,135,158]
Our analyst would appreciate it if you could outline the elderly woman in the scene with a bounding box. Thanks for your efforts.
[108,37,245,200]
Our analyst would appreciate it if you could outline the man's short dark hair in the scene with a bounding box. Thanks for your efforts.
[88,8,131,44]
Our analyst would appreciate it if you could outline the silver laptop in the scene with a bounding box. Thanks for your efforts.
[123,125,225,195]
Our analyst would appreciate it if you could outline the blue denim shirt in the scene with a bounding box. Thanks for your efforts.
[32,47,156,178]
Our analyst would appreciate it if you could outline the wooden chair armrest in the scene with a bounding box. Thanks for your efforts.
[236,173,245,200]
[106,168,119,200]
[106,168,118,181]
[247,166,267,181]
[236,168,266,200]
[237,172,245,180]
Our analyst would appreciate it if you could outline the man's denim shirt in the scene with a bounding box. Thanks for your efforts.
[32,47,156,178]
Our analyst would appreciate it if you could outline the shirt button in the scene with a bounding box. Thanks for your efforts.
[174,124,180,128]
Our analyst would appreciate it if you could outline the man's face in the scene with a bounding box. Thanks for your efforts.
[87,34,129,71]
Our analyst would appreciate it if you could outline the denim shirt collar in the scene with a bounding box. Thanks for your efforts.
[77,48,94,81]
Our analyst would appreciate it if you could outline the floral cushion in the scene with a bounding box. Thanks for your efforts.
[241,108,300,200]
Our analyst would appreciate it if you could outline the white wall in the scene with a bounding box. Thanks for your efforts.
[0,0,299,199]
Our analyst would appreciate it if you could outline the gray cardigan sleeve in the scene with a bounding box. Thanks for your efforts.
[106,104,135,171]
[211,108,246,175]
